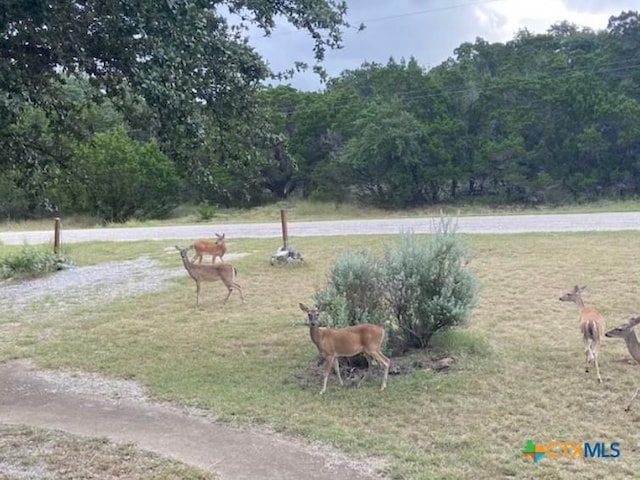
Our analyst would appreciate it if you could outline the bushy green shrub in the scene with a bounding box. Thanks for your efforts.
[313,249,387,328]
[0,246,70,280]
[311,219,477,354]
[72,128,180,223]
[384,223,476,349]
[196,202,219,222]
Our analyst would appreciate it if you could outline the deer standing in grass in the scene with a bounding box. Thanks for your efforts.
[605,317,640,411]
[191,233,226,264]
[299,303,390,395]
[176,245,243,306]
[559,285,605,383]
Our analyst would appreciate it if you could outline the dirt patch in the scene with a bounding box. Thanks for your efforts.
[0,360,384,480]
[296,353,457,391]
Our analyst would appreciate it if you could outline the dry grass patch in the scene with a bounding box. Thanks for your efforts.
[1,232,639,479]
[0,425,214,479]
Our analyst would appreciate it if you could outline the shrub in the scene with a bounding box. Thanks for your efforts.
[72,128,180,223]
[196,202,219,222]
[383,221,477,349]
[0,246,71,280]
[313,249,387,328]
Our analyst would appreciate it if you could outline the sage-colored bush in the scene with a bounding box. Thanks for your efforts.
[384,224,477,349]
[312,220,477,352]
[313,249,387,329]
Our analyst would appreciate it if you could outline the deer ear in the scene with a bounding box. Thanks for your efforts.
[299,303,309,312]
[629,317,640,327]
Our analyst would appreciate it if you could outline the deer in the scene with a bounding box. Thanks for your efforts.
[191,233,226,264]
[605,317,640,411]
[299,303,390,395]
[559,285,605,383]
[175,245,244,306]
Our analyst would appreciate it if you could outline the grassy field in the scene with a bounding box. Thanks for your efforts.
[1,198,638,231]
[1,232,640,479]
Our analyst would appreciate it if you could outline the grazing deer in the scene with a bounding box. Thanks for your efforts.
[299,303,390,395]
[175,245,243,306]
[605,317,640,411]
[559,285,605,383]
[191,233,226,264]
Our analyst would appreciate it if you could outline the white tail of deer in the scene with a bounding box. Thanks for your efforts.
[559,285,605,383]
[605,316,640,411]
[191,233,226,264]
[299,303,390,395]
[176,245,243,306]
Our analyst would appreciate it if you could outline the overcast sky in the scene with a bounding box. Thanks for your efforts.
[246,0,638,91]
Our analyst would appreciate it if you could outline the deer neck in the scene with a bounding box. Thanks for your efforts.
[309,324,324,350]
[623,331,640,364]
[180,255,197,278]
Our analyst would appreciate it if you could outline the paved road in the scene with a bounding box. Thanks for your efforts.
[1,212,639,245]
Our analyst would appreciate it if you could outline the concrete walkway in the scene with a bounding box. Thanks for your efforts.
[0,360,381,480]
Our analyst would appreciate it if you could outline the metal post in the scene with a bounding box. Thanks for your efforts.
[53,217,61,254]
[280,209,289,249]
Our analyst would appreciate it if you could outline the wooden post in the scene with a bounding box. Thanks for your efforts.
[53,217,61,254]
[280,209,289,249]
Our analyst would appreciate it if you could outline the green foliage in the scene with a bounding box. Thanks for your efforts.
[0,247,70,280]
[73,128,180,223]
[4,5,640,215]
[384,223,476,349]
[314,249,387,328]
[195,202,219,222]
[312,222,477,351]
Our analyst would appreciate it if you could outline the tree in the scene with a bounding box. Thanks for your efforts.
[73,128,180,222]
[1,0,351,215]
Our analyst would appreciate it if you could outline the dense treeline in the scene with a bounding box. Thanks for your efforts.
[267,13,640,208]
[1,3,639,221]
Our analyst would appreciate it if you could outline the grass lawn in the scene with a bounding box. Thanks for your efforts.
[1,232,639,479]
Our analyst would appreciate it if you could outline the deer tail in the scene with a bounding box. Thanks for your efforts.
[585,320,600,359]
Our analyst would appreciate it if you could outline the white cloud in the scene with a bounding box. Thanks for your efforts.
[474,0,614,42]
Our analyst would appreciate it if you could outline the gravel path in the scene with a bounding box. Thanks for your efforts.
[0,256,183,316]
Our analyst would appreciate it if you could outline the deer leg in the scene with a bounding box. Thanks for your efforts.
[625,387,640,412]
[593,353,602,383]
[195,281,201,306]
[233,282,244,303]
[223,286,233,303]
[320,355,334,395]
[357,354,371,388]
[369,350,391,391]
[584,346,590,373]
[333,358,344,386]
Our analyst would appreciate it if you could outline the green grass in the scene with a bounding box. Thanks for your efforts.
[1,198,638,232]
[1,232,640,479]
